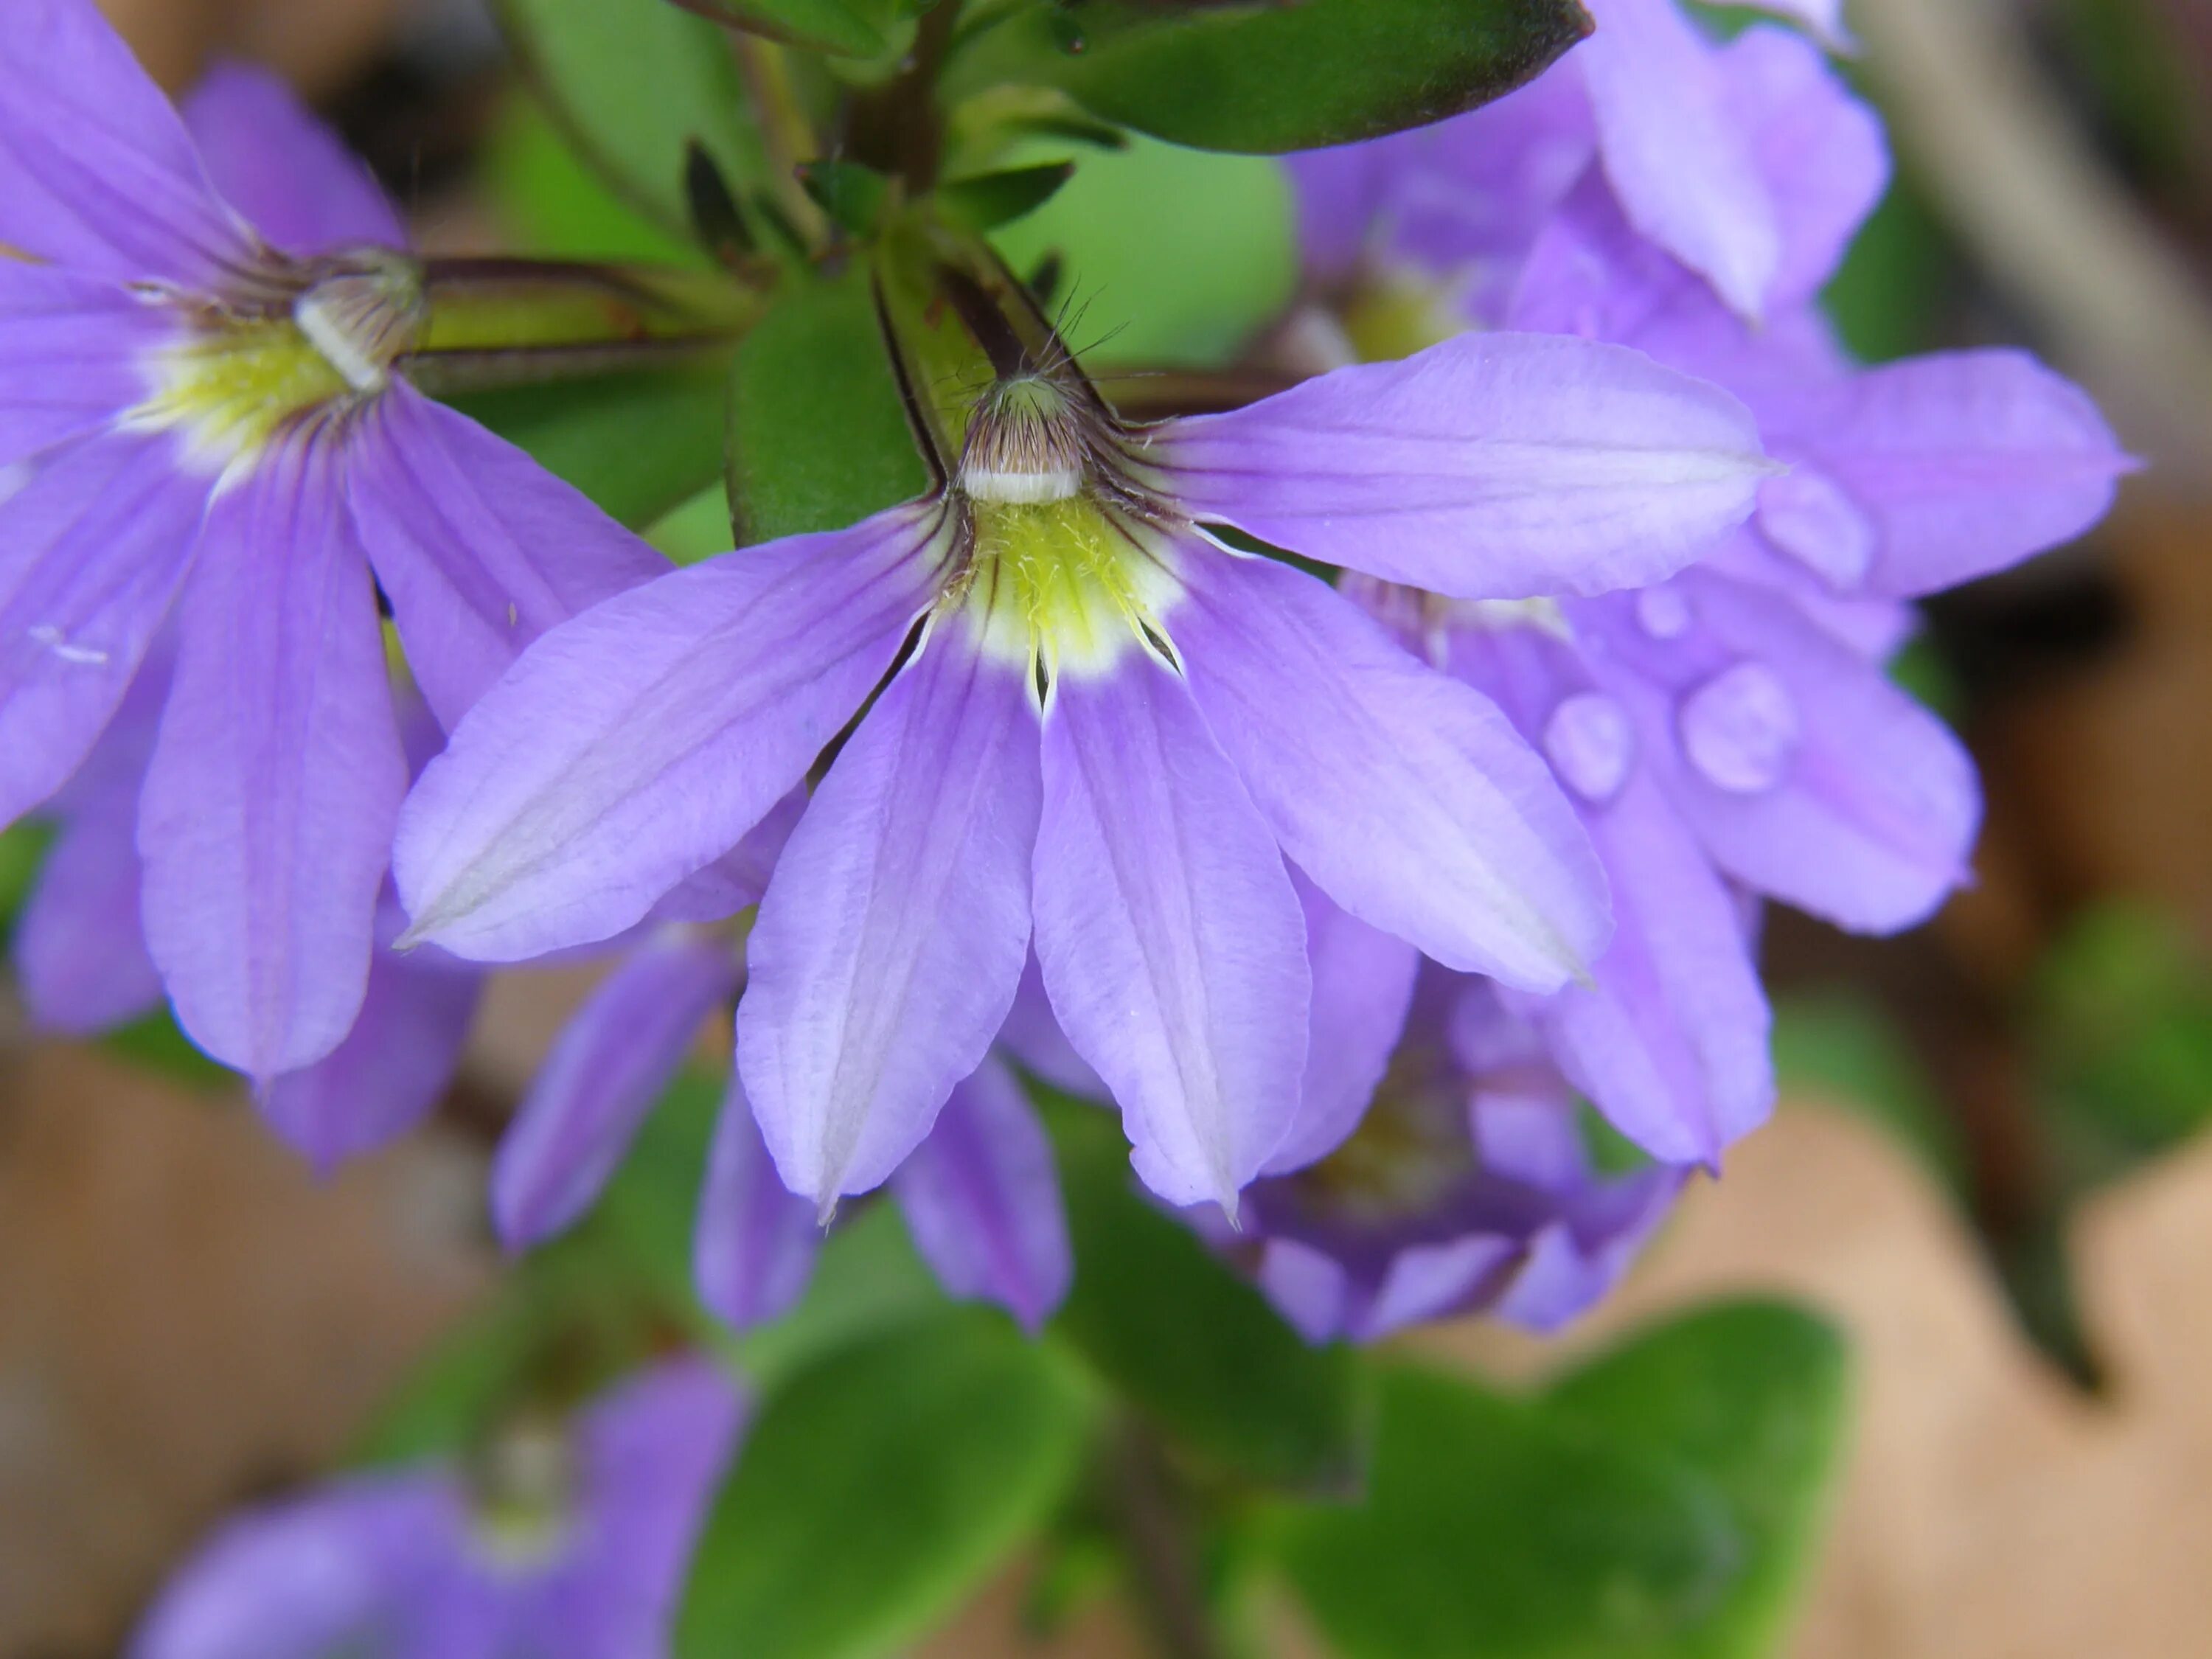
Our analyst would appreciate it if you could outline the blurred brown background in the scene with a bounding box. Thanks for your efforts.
[6,0,2212,1653]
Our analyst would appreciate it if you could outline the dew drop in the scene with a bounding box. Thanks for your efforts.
[1636,585,1691,639]
[1543,693,1635,804]
[1758,467,1874,591]
[1678,663,1799,793]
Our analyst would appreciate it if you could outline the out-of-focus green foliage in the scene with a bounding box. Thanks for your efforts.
[1043,1091,1371,1498]
[677,1310,1096,1659]
[990,133,1295,369]
[498,0,768,238]
[2033,902,2212,1164]
[945,0,1590,154]
[1276,1300,1850,1659]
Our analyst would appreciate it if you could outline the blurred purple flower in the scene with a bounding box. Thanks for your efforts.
[1285,21,2132,1169]
[130,1357,744,1659]
[1292,0,1854,321]
[0,1,663,1083]
[393,270,1776,1220]
[1200,965,1683,1344]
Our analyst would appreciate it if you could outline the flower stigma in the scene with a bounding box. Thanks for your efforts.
[129,248,427,472]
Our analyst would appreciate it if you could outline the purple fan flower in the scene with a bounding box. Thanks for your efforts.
[1286,23,2132,1167]
[0,4,664,1082]
[695,1050,1075,1332]
[394,240,1777,1219]
[1200,964,1683,1344]
[131,1357,743,1659]
[1293,0,1853,321]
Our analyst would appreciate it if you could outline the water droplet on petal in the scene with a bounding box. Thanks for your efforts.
[1544,693,1635,804]
[1637,585,1692,639]
[1759,467,1874,591]
[1679,663,1800,793]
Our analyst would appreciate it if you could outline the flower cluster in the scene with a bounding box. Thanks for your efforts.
[0,0,2132,1636]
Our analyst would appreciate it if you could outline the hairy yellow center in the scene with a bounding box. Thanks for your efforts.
[128,254,425,472]
[960,495,1183,684]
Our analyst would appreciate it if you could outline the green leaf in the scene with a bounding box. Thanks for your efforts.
[796,159,897,233]
[1275,1299,1852,1659]
[666,0,886,54]
[1549,1301,1854,1659]
[445,361,732,529]
[677,1310,1095,1659]
[987,133,1293,369]
[726,271,933,544]
[1044,1094,1368,1496]
[0,819,52,942]
[498,0,769,239]
[1277,1365,1740,1659]
[939,160,1077,230]
[946,0,1591,153]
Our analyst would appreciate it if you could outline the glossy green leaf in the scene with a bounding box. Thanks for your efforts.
[939,160,1077,230]
[726,271,933,544]
[1044,1094,1368,1496]
[946,0,1591,153]
[1276,1298,1851,1659]
[987,133,1293,369]
[498,0,768,238]
[445,361,732,530]
[1279,1365,1739,1659]
[677,1310,1095,1659]
[1548,1301,1854,1659]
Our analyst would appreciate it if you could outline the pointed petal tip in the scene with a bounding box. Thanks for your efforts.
[815,1193,840,1230]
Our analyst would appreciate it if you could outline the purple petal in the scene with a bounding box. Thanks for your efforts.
[15,796,163,1034]
[493,932,740,1248]
[1285,143,1394,281]
[1265,872,1422,1175]
[997,954,1105,1097]
[394,504,944,962]
[0,434,207,827]
[13,661,167,1033]
[1767,350,2132,597]
[1176,547,1610,989]
[739,623,1040,1206]
[1725,0,1854,50]
[891,1055,1072,1330]
[0,263,167,467]
[139,437,406,1079]
[695,1073,822,1331]
[1361,1234,1525,1340]
[1488,1168,1683,1333]
[262,938,481,1177]
[1577,0,1779,317]
[0,0,248,282]
[648,785,807,925]
[1153,332,1770,600]
[348,388,667,732]
[543,1357,749,1652]
[129,1478,447,1659]
[1719,27,1887,306]
[1031,653,1310,1211]
[182,63,403,254]
[1593,571,1982,932]
[1256,1238,1355,1344]
[1518,770,1775,1164]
